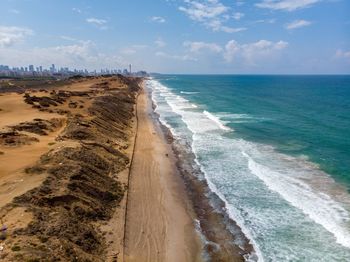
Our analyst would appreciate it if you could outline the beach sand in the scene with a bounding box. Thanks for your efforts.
[0,93,66,209]
[0,77,206,261]
[124,87,203,262]
[0,76,248,261]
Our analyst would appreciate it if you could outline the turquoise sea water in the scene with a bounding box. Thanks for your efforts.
[148,75,350,261]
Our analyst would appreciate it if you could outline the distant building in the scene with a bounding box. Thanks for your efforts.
[50,64,56,73]
[0,65,9,71]
[0,63,147,78]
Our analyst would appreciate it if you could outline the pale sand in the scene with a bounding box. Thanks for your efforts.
[124,87,203,262]
[0,78,135,261]
[0,93,66,209]
[0,79,107,210]
[0,93,63,129]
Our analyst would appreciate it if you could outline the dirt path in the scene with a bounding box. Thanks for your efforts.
[124,88,202,262]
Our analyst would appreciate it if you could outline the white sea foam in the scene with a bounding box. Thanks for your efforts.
[180,91,199,94]
[194,155,265,262]
[147,78,350,261]
[147,79,264,261]
[242,150,350,248]
[149,80,232,132]
[216,113,253,119]
[216,112,268,123]
[203,111,232,131]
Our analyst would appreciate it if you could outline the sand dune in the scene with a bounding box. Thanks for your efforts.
[0,76,204,262]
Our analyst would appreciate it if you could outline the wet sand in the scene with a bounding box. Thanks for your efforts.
[143,80,254,262]
[124,87,202,262]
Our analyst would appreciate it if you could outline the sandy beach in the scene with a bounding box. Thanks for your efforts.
[124,87,202,262]
[0,76,206,261]
[0,75,250,261]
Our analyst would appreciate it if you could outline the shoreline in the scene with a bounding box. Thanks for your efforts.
[146,79,255,261]
[124,83,203,261]
[1,75,253,261]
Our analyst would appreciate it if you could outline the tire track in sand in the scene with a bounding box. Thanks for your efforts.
[124,87,202,262]
[124,89,166,262]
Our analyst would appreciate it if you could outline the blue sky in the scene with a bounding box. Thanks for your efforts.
[0,0,349,74]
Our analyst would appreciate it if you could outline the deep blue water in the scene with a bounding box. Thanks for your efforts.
[148,75,350,261]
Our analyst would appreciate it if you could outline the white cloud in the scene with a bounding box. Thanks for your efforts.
[151,16,166,23]
[155,38,166,48]
[72,7,82,14]
[184,41,223,53]
[224,40,241,62]
[285,19,312,29]
[181,39,288,65]
[0,41,127,70]
[253,19,276,24]
[335,49,350,61]
[179,0,246,33]
[0,26,33,47]
[86,18,107,25]
[256,0,320,11]
[219,25,246,33]
[233,12,244,20]
[53,41,96,57]
[206,19,246,33]
[86,18,108,29]
[120,45,147,55]
[224,39,288,64]
[179,0,229,21]
[155,51,197,61]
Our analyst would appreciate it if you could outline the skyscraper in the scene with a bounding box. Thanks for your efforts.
[50,64,56,73]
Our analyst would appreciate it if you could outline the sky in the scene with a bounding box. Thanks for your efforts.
[0,0,349,74]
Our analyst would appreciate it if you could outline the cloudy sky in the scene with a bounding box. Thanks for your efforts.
[0,0,349,74]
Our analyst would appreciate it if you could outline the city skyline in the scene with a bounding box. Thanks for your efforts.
[0,62,147,78]
[0,0,349,74]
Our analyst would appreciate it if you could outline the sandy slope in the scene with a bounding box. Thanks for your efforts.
[124,88,202,262]
[0,93,66,209]
[0,76,139,261]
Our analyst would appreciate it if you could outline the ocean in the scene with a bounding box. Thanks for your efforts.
[147,75,350,261]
